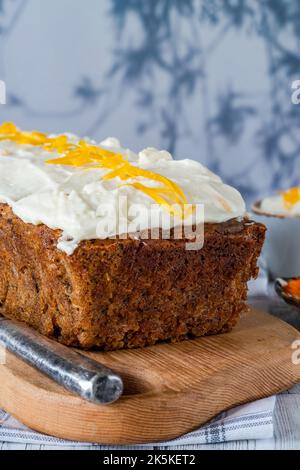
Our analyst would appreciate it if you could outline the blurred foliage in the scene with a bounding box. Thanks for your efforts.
[74,77,103,104]
[210,89,256,144]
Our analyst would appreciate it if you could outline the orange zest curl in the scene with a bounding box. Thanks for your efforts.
[0,122,47,146]
[0,122,192,218]
[281,187,300,210]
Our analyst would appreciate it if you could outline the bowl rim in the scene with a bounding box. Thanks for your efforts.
[275,276,300,310]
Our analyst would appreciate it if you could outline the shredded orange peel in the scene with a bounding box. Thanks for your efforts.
[281,187,300,210]
[284,278,300,299]
[0,122,192,218]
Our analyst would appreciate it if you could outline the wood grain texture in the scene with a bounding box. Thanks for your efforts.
[0,307,300,445]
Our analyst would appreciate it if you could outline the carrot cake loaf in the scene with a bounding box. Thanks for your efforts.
[0,123,265,350]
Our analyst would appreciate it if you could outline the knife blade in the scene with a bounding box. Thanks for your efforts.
[0,317,123,405]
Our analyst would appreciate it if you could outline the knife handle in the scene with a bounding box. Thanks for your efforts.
[0,318,123,405]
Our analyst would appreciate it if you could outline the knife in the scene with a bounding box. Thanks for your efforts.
[0,317,123,405]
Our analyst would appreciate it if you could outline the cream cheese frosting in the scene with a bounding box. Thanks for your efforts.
[0,134,246,254]
[260,188,300,217]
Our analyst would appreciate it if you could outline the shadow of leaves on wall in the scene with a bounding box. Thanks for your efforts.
[106,0,300,199]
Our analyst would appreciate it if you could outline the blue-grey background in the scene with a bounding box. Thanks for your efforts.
[0,0,299,203]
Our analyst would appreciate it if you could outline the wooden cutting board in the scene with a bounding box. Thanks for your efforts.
[1,307,300,445]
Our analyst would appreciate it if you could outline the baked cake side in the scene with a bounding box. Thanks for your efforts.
[0,204,265,350]
[0,124,266,350]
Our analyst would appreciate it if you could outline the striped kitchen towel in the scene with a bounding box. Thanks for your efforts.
[0,396,275,448]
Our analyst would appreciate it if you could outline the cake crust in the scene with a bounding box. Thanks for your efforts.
[0,203,266,350]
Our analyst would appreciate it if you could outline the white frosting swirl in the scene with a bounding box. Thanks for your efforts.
[260,191,300,216]
[0,136,246,254]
